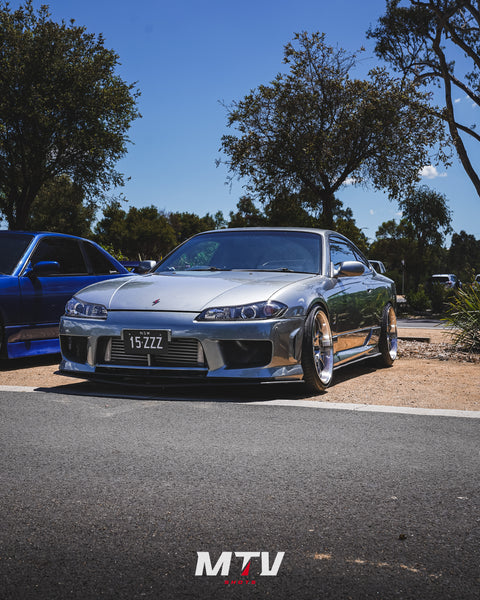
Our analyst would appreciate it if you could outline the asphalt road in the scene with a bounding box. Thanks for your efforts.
[397,318,445,329]
[1,389,479,600]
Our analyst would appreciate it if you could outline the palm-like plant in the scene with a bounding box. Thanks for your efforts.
[444,286,480,352]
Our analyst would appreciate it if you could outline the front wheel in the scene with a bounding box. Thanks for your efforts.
[377,303,398,367]
[301,307,334,393]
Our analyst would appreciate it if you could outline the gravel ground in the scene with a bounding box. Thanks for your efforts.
[1,328,479,411]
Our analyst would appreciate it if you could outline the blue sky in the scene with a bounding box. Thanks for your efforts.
[16,1,480,241]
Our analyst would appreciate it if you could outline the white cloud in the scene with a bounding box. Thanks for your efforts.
[419,165,447,179]
[369,209,375,215]
[454,97,461,103]
[343,177,357,186]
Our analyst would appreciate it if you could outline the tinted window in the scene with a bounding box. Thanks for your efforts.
[330,237,369,270]
[30,237,88,275]
[84,242,120,275]
[0,233,34,275]
[330,238,357,267]
[157,231,322,274]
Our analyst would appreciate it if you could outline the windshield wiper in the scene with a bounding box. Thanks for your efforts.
[250,267,295,273]
[187,266,232,271]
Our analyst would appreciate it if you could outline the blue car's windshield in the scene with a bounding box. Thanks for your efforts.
[0,233,34,275]
[156,230,322,274]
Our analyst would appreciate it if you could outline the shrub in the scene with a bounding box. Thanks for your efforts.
[444,285,480,352]
[428,283,448,314]
[407,285,431,313]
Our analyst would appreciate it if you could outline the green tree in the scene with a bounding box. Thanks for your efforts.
[123,207,176,260]
[219,31,446,228]
[263,190,316,228]
[168,211,221,244]
[25,175,95,237]
[370,191,450,293]
[94,200,128,253]
[0,1,140,229]
[228,197,267,228]
[448,230,480,283]
[399,185,452,251]
[228,192,369,253]
[368,0,480,197]
[398,186,451,287]
[370,219,417,291]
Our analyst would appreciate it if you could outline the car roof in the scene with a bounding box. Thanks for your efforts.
[192,227,345,238]
[203,226,328,232]
[0,230,87,240]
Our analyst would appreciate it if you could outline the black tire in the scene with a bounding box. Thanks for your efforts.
[301,306,334,393]
[377,303,398,367]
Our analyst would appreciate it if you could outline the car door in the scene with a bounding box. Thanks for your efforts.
[18,236,124,340]
[328,235,372,353]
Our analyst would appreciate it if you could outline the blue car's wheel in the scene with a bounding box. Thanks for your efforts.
[302,307,334,393]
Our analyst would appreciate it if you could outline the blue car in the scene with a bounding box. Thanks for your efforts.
[0,231,130,359]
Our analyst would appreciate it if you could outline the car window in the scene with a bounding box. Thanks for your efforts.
[330,236,370,271]
[157,231,321,274]
[30,237,88,275]
[164,239,220,271]
[0,233,34,275]
[330,238,357,266]
[83,242,121,275]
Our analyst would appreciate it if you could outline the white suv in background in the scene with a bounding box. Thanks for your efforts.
[430,274,461,289]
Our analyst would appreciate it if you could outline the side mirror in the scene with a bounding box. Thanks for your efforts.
[28,260,61,276]
[333,260,365,278]
[133,260,156,274]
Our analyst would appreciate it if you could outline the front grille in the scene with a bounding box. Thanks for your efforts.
[97,336,206,368]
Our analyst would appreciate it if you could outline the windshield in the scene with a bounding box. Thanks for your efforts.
[156,230,322,274]
[0,233,34,275]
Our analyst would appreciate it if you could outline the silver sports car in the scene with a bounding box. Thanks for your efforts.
[59,228,397,392]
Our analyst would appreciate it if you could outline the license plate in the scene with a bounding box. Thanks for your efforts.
[123,329,171,355]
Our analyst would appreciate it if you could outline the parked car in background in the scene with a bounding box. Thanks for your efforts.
[0,231,130,359]
[369,260,386,274]
[429,273,461,289]
[59,228,398,393]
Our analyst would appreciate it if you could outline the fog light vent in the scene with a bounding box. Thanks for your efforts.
[60,335,88,363]
[220,340,272,369]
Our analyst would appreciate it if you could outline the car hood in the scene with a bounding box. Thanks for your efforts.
[75,271,315,311]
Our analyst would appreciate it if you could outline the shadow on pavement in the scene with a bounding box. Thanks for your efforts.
[0,353,61,372]
[31,360,380,403]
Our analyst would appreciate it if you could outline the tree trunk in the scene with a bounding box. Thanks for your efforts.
[7,186,40,230]
[319,188,335,229]
[434,25,480,198]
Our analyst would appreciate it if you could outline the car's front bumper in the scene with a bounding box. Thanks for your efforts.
[59,310,306,383]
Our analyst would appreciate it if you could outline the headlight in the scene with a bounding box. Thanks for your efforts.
[65,297,108,319]
[196,301,287,321]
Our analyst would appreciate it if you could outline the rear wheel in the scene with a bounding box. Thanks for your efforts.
[377,303,397,367]
[301,307,334,393]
